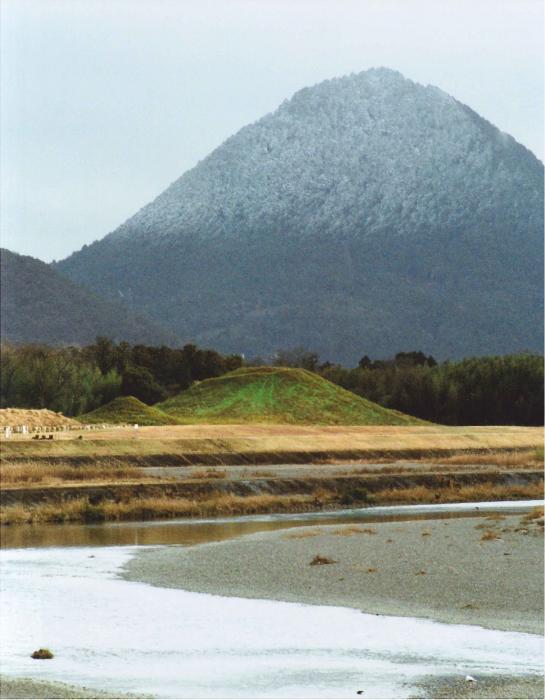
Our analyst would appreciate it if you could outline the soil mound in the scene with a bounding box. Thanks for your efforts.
[0,408,80,429]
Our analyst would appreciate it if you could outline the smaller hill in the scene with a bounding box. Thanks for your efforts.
[157,366,420,425]
[79,396,179,426]
[0,248,180,346]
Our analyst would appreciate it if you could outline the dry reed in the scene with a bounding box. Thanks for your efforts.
[0,490,334,525]
[373,480,543,505]
[520,506,544,523]
[436,449,543,467]
[0,461,145,485]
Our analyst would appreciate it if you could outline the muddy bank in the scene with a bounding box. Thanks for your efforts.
[124,512,544,634]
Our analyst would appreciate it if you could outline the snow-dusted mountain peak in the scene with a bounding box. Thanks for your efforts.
[57,68,543,362]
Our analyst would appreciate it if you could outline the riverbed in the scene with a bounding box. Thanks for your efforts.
[1,501,543,699]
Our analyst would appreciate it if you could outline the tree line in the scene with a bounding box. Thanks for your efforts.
[0,340,542,425]
[0,339,242,416]
[317,352,543,426]
[262,347,542,425]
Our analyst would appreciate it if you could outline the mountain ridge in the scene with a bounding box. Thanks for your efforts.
[0,248,181,347]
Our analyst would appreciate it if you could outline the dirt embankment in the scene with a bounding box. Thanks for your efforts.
[1,469,542,507]
[2,447,540,468]
[1,424,542,524]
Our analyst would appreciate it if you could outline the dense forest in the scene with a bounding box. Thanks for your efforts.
[0,339,242,417]
[0,340,542,425]
[318,351,543,426]
[0,248,180,347]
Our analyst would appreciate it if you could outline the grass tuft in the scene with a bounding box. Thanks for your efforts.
[332,526,377,536]
[191,469,227,479]
[283,529,321,539]
[521,506,544,523]
[309,554,337,566]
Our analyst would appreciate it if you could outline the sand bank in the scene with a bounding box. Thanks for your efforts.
[0,675,141,699]
[124,512,544,634]
[412,674,544,699]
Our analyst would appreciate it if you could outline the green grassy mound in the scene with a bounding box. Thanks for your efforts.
[79,396,179,426]
[157,366,421,425]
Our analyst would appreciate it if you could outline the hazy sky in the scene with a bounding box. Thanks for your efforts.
[1,0,543,262]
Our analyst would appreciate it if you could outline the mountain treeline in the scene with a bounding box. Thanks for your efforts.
[0,339,243,416]
[0,340,542,425]
[318,352,543,426]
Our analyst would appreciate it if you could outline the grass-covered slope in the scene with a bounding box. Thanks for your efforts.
[157,367,420,425]
[79,396,179,426]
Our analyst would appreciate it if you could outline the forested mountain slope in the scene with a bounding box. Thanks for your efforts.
[0,249,180,346]
[57,68,544,363]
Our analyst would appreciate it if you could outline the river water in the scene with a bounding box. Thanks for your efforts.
[2,499,543,549]
[1,500,543,698]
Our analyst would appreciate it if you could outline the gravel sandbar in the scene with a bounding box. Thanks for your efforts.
[0,675,141,699]
[412,674,544,698]
[123,513,544,634]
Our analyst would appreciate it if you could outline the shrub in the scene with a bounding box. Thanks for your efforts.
[81,502,106,523]
[339,486,373,506]
[31,648,54,659]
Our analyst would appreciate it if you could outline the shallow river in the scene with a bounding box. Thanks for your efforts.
[1,500,543,698]
[2,499,543,549]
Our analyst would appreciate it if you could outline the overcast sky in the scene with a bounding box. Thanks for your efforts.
[1,0,543,262]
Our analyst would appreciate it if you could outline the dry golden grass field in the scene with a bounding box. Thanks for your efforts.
[1,424,542,525]
[1,423,542,458]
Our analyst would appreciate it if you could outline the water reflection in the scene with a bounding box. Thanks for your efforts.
[2,500,541,549]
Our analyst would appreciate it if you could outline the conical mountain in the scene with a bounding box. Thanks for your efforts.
[57,68,543,363]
